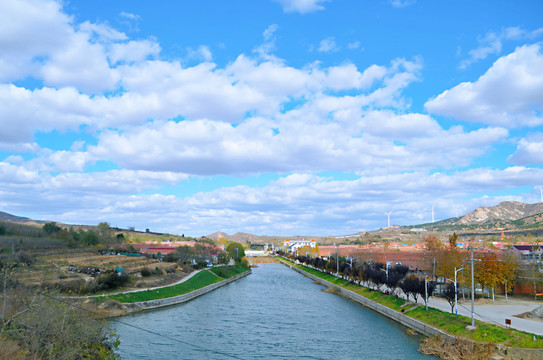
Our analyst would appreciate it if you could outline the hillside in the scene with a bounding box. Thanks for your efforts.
[0,211,35,223]
[404,201,543,234]
[457,201,543,224]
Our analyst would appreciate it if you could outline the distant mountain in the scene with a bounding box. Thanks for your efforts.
[206,231,327,244]
[207,231,281,243]
[406,201,543,233]
[457,201,543,224]
[0,211,36,223]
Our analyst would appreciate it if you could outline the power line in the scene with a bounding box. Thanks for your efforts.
[34,290,247,360]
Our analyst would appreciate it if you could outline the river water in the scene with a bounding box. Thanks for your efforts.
[114,263,436,359]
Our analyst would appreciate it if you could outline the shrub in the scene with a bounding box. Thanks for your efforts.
[97,272,129,290]
[140,268,151,277]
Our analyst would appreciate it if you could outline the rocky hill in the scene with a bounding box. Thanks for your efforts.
[457,201,543,224]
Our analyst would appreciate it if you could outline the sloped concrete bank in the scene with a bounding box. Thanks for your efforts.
[122,270,251,314]
[281,262,543,360]
[283,263,452,339]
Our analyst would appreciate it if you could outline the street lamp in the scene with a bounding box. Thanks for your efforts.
[454,267,465,315]
[380,261,391,281]
[444,266,465,315]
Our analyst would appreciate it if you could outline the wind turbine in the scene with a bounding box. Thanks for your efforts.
[431,203,435,223]
[384,211,392,228]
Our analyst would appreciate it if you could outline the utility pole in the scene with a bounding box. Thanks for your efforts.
[470,247,475,327]
[425,276,428,311]
[336,244,339,279]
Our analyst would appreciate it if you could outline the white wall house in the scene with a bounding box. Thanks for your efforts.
[283,239,316,253]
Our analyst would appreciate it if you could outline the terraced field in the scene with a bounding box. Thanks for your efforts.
[16,251,179,289]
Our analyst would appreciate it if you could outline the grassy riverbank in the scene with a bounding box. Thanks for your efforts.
[280,258,543,349]
[107,264,249,303]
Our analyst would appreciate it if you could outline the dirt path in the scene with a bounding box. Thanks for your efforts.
[71,269,204,299]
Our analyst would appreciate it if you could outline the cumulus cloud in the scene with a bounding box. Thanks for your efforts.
[1,0,539,236]
[0,0,72,81]
[186,45,213,62]
[508,133,543,165]
[274,0,328,14]
[460,26,543,68]
[87,110,507,176]
[253,24,279,60]
[425,44,543,127]
[317,37,339,52]
[109,39,161,64]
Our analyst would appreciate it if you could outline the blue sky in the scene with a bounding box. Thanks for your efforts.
[1,0,543,236]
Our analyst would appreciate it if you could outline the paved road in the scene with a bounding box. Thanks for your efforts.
[425,296,543,336]
[375,281,543,336]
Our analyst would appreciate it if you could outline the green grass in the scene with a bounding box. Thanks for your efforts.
[108,265,249,303]
[408,307,543,349]
[280,258,543,349]
[210,264,248,278]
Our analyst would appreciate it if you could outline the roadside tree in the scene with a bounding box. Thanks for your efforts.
[226,242,245,262]
[441,282,457,313]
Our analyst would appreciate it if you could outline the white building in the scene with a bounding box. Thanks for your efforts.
[283,239,316,253]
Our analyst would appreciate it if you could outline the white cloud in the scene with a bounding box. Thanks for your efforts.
[460,26,543,68]
[274,0,328,14]
[40,32,119,93]
[79,21,127,42]
[47,150,95,172]
[426,44,543,127]
[0,85,97,143]
[109,39,161,64]
[119,11,141,32]
[390,0,416,8]
[318,37,339,52]
[1,0,540,236]
[186,45,213,62]
[2,149,541,234]
[87,106,507,177]
[0,0,72,81]
[508,133,543,165]
[254,24,279,60]
[347,41,361,50]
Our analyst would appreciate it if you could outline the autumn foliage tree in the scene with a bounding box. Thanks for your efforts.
[474,252,503,300]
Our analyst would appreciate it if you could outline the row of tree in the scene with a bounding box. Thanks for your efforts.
[163,241,246,268]
[281,251,437,308]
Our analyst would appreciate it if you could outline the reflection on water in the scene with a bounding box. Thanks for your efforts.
[114,263,436,360]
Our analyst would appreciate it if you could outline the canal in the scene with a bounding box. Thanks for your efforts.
[114,263,436,359]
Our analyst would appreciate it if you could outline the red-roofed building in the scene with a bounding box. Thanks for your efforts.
[140,247,177,255]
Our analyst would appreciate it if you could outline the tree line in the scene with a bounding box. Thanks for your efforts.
[278,250,437,309]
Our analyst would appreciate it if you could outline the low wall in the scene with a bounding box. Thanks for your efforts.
[124,270,251,313]
[283,263,453,340]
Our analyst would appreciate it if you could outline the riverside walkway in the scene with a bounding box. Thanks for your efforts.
[426,296,543,336]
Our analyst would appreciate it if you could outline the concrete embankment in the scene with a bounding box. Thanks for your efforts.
[282,262,453,339]
[124,270,252,313]
[281,262,543,360]
[95,270,251,316]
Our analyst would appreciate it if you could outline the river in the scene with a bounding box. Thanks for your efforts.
[114,263,436,359]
